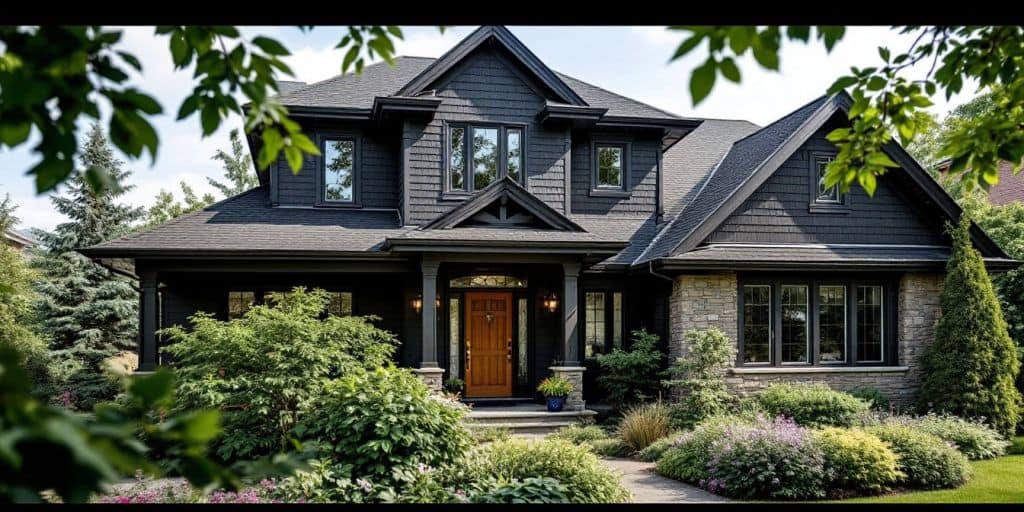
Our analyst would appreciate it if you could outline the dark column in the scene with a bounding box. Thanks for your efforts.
[420,258,440,368]
[138,270,159,371]
[562,262,581,366]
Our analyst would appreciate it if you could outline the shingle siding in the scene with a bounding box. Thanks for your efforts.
[404,47,569,225]
[570,134,661,216]
[707,129,945,246]
[275,125,399,209]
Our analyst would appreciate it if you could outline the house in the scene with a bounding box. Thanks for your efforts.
[936,158,1024,205]
[81,26,1018,410]
[4,228,36,253]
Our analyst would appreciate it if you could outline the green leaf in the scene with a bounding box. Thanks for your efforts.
[727,27,751,54]
[341,45,360,74]
[129,369,176,408]
[181,410,222,444]
[819,26,846,52]
[751,43,779,70]
[170,32,189,67]
[251,36,290,56]
[786,26,811,42]
[866,151,898,168]
[866,76,887,91]
[284,145,303,172]
[291,133,320,155]
[0,121,32,146]
[200,105,220,136]
[177,94,200,120]
[827,75,858,95]
[718,57,741,83]
[858,170,878,196]
[878,47,891,63]
[83,164,115,193]
[671,35,704,61]
[117,51,142,71]
[689,58,717,105]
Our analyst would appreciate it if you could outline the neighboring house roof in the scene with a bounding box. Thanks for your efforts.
[4,228,36,250]
[635,93,1011,265]
[82,188,409,257]
[659,243,1019,272]
[936,159,1024,206]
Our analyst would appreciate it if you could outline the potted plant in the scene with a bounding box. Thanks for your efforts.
[443,377,465,396]
[537,376,573,412]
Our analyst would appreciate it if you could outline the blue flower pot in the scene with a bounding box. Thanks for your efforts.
[546,396,566,412]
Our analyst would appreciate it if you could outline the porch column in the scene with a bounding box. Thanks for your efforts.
[550,262,586,410]
[414,258,444,392]
[138,270,158,372]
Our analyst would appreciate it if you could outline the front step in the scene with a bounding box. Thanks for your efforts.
[465,406,597,436]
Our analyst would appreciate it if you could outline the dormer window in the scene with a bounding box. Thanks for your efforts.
[815,156,841,203]
[596,145,624,189]
[446,123,526,194]
[589,140,631,197]
[318,135,359,206]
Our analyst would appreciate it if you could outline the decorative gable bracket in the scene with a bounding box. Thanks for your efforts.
[421,176,585,232]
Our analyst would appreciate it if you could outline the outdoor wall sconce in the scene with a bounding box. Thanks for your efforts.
[411,295,442,313]
[542,292,559,313]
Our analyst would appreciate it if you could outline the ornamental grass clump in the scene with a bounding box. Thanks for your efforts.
[617,401,671,451]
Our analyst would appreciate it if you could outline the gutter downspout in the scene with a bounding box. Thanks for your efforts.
[648,260,673,282]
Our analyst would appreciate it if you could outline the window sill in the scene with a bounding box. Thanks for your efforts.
[440,192,472,202]
[315,202,362,209]
[808,203,850,214]
[730,366,908,375]
[589,189,631,198]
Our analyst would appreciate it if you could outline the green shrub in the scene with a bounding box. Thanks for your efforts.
[754,383,870,428]
[466,477,568,504]
[919,218,1022,436]
[867,424,972,489]
[655,417,735,484]
[162,287,397,461]
[814,427,903,496]
[469,425,511,444]
[537,376,573,397]
[548,424,609,444]
[894,413,1009,460]
[636,432,684,462]
[849,387,890,411]
[662,328,736,429]
[617,402,671,451]
[595,329,664,407]
[452,439,630,503]
[297,366,472,489]
[589,438,634,458]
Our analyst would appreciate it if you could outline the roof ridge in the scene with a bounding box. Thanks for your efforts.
[553,71,682,120]
[277,57,423,100]
[730,95,828,145]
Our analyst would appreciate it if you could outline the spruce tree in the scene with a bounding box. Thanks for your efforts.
[918,217,1022,435]
[32,124,144,409]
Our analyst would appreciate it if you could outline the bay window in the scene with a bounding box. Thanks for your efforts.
[738,277,895,367]
[446,123,526,193]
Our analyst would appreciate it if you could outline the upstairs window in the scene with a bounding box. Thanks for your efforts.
[815,156,841,203]
[322,137,356,204]
[447,124,526,193]
[596,145,625,189]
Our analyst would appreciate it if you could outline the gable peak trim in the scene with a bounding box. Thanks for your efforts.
[420,176,584,232]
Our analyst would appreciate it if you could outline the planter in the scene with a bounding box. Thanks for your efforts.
[546,395,566,412]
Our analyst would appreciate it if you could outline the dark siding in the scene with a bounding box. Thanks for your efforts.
[570,133,661,216]
[404,47,570,225]
[707,129,946,245]
[274,124,399,209]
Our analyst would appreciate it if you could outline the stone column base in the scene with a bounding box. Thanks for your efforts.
[413,367,445,393]
[548,366,586,410]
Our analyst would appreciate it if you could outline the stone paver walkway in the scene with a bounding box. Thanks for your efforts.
[601,457,729,503]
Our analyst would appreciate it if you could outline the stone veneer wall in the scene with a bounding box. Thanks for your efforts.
[669,272,943,407]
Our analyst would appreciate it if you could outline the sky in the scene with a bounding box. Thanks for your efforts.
[0,26,978,233]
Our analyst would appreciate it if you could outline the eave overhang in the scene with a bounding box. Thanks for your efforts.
[644,256,1021,274]
[383,237,628,255]
[371,96,442,123]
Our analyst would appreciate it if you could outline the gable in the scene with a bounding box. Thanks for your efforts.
[432,45,557,107]
[706,125,946,246]
[421,177,583,232]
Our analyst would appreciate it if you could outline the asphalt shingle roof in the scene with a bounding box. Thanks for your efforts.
[275,57,685,121]
[86,187,408,255]
[636,96,829,264]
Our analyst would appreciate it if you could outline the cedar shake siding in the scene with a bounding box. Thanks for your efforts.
[403,47,570,225]
[707,127,946,246]
[570,133,662,216]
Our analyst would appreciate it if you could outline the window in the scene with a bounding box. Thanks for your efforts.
[584,292,605,358]
[738,278,892,367]
[781,285,809,363]
[819,286,846,363]
[328,292,353,317]
[449,275,527,288]
[447,124,526,193]
[813,155,844,205]
[742,285,771,364]
[449,297,460,379]
[857,286,884,362]
[323,138,355,203]
[517,298,529,385]
[228,291,255,319]
[584,290,624,358]
[596,144,625,189]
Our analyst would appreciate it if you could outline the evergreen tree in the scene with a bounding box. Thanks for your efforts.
[208,128,257,197]
[144,181,215,228]
[32,124,144,410]
[919,217,1022,435]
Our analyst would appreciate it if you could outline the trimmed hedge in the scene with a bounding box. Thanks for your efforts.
[755,383,870,427]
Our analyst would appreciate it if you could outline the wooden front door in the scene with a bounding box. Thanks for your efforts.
[464,291,514,397]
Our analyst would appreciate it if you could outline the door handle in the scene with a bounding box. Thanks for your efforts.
[506,339,512,360]
[466,339,471,372]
